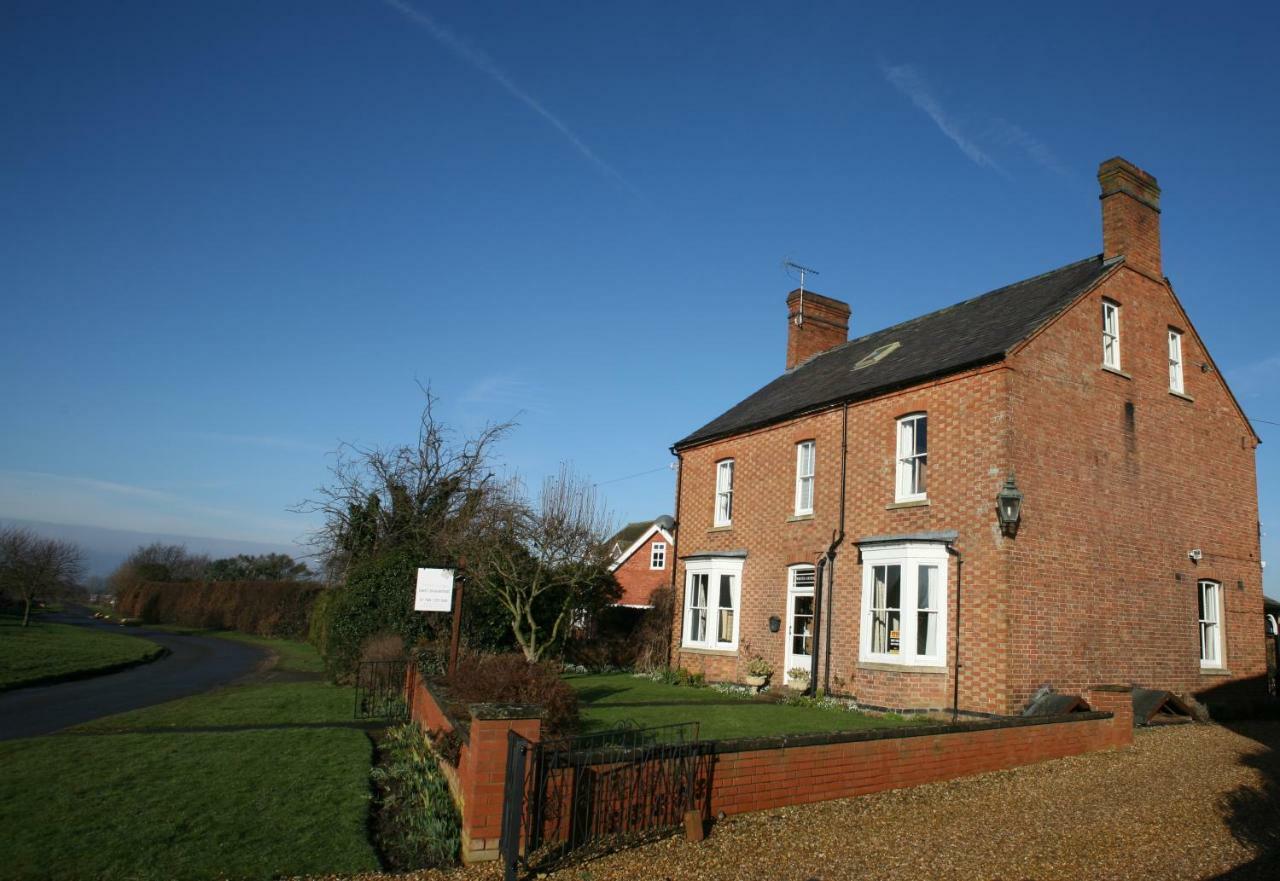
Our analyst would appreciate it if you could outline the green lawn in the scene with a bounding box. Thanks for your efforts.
[569,673,921,740]
[0,634,379,881]
[0,615,164,690]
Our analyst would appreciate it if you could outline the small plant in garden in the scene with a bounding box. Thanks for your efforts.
[746,656,773,677]
[370,723,460,871]
[786,666,811,689]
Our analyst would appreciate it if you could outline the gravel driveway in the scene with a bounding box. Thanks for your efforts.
[328,720,1280,881]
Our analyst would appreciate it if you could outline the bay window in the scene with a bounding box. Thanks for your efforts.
[859,542,948,667]
[682,557,743,650]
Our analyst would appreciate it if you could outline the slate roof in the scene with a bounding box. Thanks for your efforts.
[675,254,1118,449]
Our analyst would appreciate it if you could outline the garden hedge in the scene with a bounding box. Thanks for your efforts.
[116,580,324,639]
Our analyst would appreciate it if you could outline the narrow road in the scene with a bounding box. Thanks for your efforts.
[0,609,268,740]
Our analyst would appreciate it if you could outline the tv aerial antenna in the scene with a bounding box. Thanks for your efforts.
[783,259,820,326]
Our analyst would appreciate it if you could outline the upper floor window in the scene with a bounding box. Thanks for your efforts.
[859,542,948,667]
[1199,579,1223,668]
[794,441,815,515]
[1102,300,1121,370]
[714,459,734,526]
[895,414,927,502]
[650,542,666,570]
[682,557,742,650]
[1169,329,1184,393]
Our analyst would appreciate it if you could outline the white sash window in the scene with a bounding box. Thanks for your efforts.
[794,440,815,515]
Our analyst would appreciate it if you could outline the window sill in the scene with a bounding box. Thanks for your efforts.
[1199,666,1232,677]
[707,525,733,534]
[1170,389,1194,402]
[858,660,948,675]
[1101,365,1132,380]
[787,513,815,522]
[680,645,738,657]
[887,499,930,510]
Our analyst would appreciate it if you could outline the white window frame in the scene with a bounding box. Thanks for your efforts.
[714,459,734,527]
[1198,579,1224,669]
[1102,300,1121,370]
[681,557,743,651]
[650,542,666,570]
[794,440,815,516]
[1168,329,1184,393]
[858,542,948,668]
[894,414,928,503]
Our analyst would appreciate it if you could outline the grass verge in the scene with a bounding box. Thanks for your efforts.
[1,634,380,880]
[0,615,164,691]
[569,672,921,739]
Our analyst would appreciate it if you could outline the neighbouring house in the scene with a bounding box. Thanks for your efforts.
[607,516,675,608]
[668,156,1267,716]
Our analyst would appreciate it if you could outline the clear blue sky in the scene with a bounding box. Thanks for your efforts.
[3,1,1279,590]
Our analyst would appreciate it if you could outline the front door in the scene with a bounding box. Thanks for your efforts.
[785,591,814,684]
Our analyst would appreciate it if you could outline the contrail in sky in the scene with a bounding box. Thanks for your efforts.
[882,63,1005,175]
[381,0,639,196]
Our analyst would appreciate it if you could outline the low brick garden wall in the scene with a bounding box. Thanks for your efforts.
[405,668,1133,865]
[406,667,541,863]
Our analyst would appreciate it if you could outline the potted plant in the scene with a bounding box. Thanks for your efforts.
[744,656,773,688]
[786,667,811,692]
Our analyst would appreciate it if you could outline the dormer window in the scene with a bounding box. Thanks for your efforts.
[714,459,734,526]
[1102,300,1121,370]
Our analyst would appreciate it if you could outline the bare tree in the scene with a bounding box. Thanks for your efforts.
[294,387,513,580]
[469,465,618,661]
[0,526,86,626]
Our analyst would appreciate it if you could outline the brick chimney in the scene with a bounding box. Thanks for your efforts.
[786,288,850,370]
[1098,157,1162,279]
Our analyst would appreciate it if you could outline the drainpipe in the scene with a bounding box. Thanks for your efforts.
[946,542,964,723]
[821,401,850,695]
[808,554,826,696]
[668,449,683,668]
[811,402,851,697]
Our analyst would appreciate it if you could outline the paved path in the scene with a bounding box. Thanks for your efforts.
[0,609,268,741]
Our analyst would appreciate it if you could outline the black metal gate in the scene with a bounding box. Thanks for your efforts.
[499,722,704,880]
[354,659,410,720]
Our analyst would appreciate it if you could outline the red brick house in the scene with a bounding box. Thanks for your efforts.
[668,157,1266,716]
[607,516,674,608]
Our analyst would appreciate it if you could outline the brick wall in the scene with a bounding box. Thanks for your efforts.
[672,364,1016,714]
[612,528,671,607]
[706,704,1130,817]
[407,667,541,864]
[1006,265,1266,708]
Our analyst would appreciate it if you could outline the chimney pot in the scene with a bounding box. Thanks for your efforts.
[786,289,850,369]
[1098,156,1162,279]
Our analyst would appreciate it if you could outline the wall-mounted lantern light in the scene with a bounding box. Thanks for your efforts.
[996,474,1023,537]
[768,615,781,633]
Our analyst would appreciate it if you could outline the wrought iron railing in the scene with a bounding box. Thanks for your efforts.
[500,722,705,879]
[354,659,410,721]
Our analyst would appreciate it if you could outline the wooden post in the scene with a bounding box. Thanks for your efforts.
[448,581,464,677]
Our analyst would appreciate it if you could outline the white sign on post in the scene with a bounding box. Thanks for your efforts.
[414,567,455,612]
